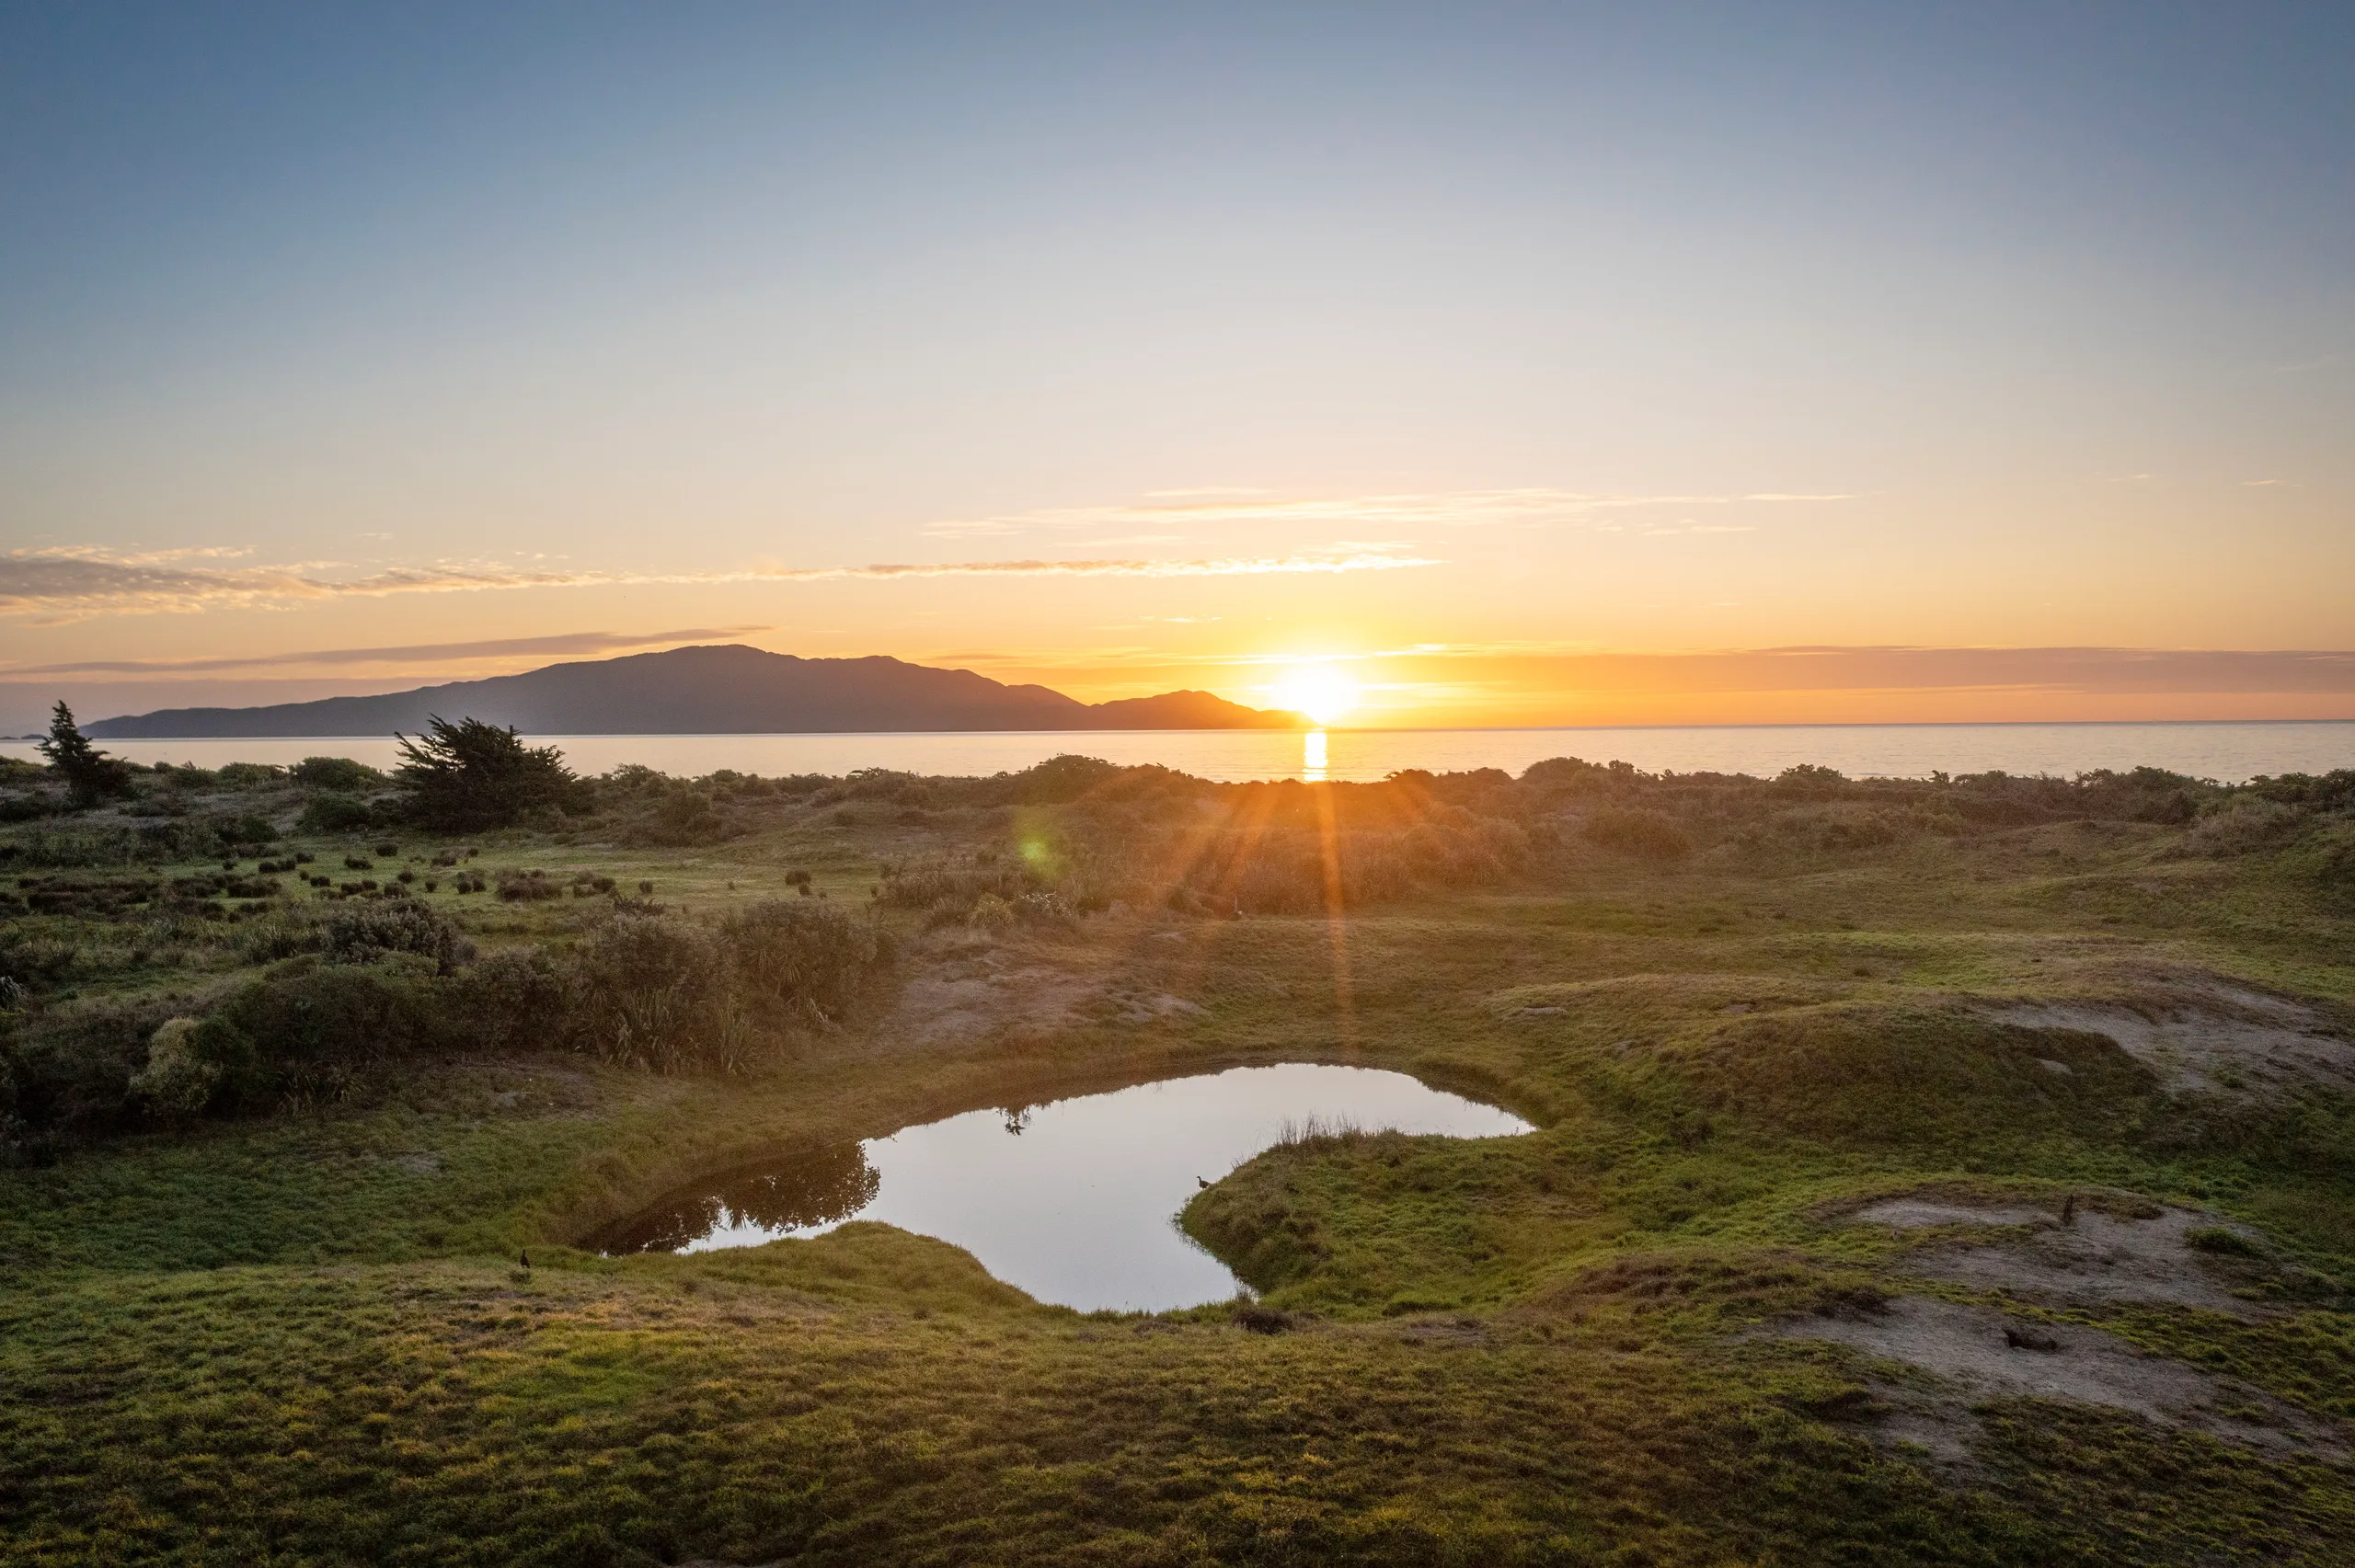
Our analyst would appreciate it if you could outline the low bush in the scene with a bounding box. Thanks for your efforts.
[128,1017,219,1121]
[450,945,571,1053]
[720,898,891,1027]
[195,964,442,1113]
[2182,797,2302,856]
[299,794,375,834]
[1,990,195,1140]
[1583,807,1694,862]
[323,900,470,974]
[496,867,563,901]
[630,791,729,846]
[567,915,743,1073]
[293,756,386,792]
[213,762,286,791]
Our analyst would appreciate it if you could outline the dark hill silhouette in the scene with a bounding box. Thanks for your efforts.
[83,645,1305,738]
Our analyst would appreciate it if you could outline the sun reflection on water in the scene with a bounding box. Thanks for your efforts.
[1302,728,1328,781]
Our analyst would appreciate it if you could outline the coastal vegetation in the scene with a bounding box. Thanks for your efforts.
[2,723,2353,1564]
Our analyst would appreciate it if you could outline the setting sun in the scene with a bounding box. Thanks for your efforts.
[1271,665,1361,727]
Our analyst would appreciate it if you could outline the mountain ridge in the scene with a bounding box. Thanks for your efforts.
[81,645,1306,738]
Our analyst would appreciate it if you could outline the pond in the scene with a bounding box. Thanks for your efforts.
[588,1063,1534,1310]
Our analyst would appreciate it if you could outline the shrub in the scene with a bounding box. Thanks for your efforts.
[568,915,747,1073]
[197,965,442,1112]
[323,900,469,974]
[641,791,727,845]
[719,898,890,1027]
[293,756,386,792]
[451,945,572,1053]
[2183,797,2300,856]
[0,991,190,1138]
[496,867,563,900]
[1583,807,1694,861]
[1003,754,1124,805]
[213,762,286,791]
[128,1018,220,1121]
[300,794,375,834]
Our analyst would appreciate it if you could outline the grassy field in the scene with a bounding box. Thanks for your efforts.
[3,755,2352,1564]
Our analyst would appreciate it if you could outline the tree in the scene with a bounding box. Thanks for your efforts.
[393,715,575,830]
[37,702,133,806]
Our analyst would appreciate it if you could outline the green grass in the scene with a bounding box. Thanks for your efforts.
[5,788,2355,1563]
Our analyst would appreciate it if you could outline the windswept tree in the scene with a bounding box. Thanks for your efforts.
[37,701,134,806]
[393,715,575,830]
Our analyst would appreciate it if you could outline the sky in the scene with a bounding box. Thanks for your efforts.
[3,1,2351,730]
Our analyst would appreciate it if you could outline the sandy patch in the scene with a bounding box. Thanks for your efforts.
[1848,1197,2270,1316]
[1851,1199,2049,1230]
[882,944,1102,1047]
[1984,987,2354,1100]
[879,933,1212,1046]
[1779,1298,2340,1462]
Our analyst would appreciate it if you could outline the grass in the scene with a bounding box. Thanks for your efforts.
[2,760,2354,1562]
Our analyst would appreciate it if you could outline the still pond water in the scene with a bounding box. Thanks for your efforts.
[12,722,2348,784]
[591,1063,1533,1311]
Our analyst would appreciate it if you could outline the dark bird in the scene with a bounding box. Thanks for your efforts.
[519,1249,532,1269]
[1196,1178,1211,1190]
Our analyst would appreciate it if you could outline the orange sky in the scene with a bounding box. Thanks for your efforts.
[5,12,2352,732]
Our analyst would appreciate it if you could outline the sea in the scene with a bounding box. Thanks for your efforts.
[5,722,2350,785]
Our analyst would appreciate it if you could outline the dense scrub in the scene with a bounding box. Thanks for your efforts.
[1,894,893,1151]
[7,745,2354,1161]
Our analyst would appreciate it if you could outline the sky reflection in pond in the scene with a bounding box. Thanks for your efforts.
[592,1063,1533,1310]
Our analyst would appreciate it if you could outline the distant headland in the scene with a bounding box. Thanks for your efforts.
[79,644,1306,738]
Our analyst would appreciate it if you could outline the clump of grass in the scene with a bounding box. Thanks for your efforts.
[1271,1113,1369,1148]
[2186,1225,2266,1258]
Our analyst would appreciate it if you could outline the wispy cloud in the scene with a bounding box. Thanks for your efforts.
[2,626,771,677]
[0,545,1440,622]
[785,552,1440,580]
[918,487,1855,539]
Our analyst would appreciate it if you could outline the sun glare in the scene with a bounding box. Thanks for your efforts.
[1272,665,1360,727]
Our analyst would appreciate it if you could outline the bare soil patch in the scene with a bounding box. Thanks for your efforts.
[1982,979,2354,1100]
[1776,1297,2343,1464]
[1849,1196,2271,1316]
[883,948,1101,1046]
[1851,1198,2049,1230]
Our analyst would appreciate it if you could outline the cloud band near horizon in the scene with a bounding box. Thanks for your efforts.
[0,547,1442,622]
